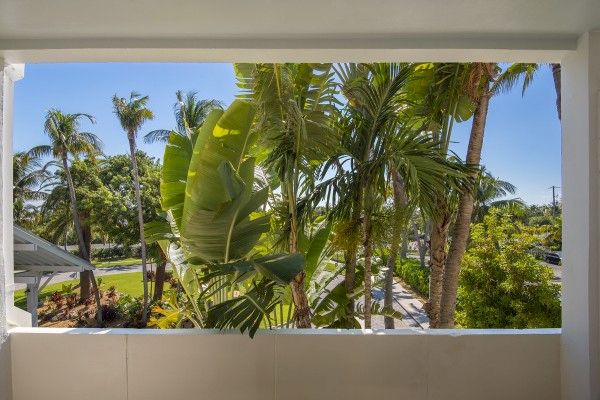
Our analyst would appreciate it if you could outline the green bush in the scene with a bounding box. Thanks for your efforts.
[456,210,561,328]
[396,258,429,297]
[92,246,132,260]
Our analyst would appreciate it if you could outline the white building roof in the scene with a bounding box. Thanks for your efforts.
[13,225,94,274]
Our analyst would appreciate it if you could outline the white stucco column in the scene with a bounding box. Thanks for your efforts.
[0,61,25,337]
[561,31,600,400]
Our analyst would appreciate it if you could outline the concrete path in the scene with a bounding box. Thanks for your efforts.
[359,278,429,329]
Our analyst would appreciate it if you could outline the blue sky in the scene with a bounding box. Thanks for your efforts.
[13,63,561,205]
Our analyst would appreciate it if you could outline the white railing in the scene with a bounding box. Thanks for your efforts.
[7,327,560,400]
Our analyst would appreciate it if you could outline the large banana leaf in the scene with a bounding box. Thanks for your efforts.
[160,130,194,228]
[180,100,270,263]
[158,100,306,335]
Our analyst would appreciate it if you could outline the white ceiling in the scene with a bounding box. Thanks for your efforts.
[0,0,598,62]
[1,0,598,39]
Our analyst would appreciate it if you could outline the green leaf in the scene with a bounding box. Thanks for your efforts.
[160,131,193,228]
[251,253,305,284]
[304,222,332,282]
[144,218,176,244]
[206,279,280,337]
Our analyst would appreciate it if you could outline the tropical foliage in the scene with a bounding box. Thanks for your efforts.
[16,62,562,333]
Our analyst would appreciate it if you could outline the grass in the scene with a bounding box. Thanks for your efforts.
[93,257,142,268]
[14,272,151,310]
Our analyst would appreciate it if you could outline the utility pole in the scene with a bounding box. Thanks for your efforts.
[549,185,560,216]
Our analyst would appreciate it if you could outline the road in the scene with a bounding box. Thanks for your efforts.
[14,263,151,291]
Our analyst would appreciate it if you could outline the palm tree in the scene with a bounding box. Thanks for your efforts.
[144,90,223,145]
[328,63,469,329]
[29,110,102,299]
[332,63,397,328]
[409,62,476,327]
[439,63,539,328]
[234,63,338,328]
[13,151,51,224]
[112,91,154,324]
[472,167,524,222]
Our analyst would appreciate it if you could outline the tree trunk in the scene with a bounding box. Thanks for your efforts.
[79,212,92,299]
[427,205,450,328]
[384,165,409,329]
[286,180,311,328]
[343,193,363,325]
[414,223,427,268]
[551,63,561,121]
[153,257,167,302]
[362,210,373,329]
[61,154,91,299]
[127,134,149,324]
[439,87,491,328]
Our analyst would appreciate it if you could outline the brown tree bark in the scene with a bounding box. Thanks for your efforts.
[427,208,450,328]
[286,180,312,328]
[79,212,92,299]
[343,192,363,325]
[551,63,561,121]
[153,259,166,302]
[127,134,149,324]
[384,165,409,329]
[414,223,427,269]
[362,211,373,329]
[439,82,491,328]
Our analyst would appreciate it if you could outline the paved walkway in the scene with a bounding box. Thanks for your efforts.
[359,278,429,329]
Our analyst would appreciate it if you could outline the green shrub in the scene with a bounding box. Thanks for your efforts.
[92,246,132,260]
[456,210,561,328]
[396,258,429,297]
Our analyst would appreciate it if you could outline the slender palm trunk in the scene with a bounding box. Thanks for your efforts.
[61,154,102,323]
[551,63,561,121]
[62,154,90,295]
[286,180,311,328]
[384,166,408,329]
[427,204,450,328]
[344,191,363,325]
[362,210,373,329]
[414,223,427,268]
[79,212,92,299]
[439,88,491,328]
[153,259,166,302]
[127,133,149,324]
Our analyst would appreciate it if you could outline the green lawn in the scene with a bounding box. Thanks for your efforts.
[93,257,142,268]
[14,272,149,310]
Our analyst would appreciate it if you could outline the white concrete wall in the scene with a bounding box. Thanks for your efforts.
[561,31,600,400]
[9,328,560,400]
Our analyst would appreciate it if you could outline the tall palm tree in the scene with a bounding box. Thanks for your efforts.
[336,64,428,327]
[330,63,469,329]
[112,92,154,324]
[235,63,338,328]
[29,110,102,299]
[144,90,223,145]
[409,62,476,327]
[439,63,538,328]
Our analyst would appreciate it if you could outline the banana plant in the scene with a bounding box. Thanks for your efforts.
[152,100,305,337]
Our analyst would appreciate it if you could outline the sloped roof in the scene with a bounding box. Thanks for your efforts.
[13,225,94,273]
